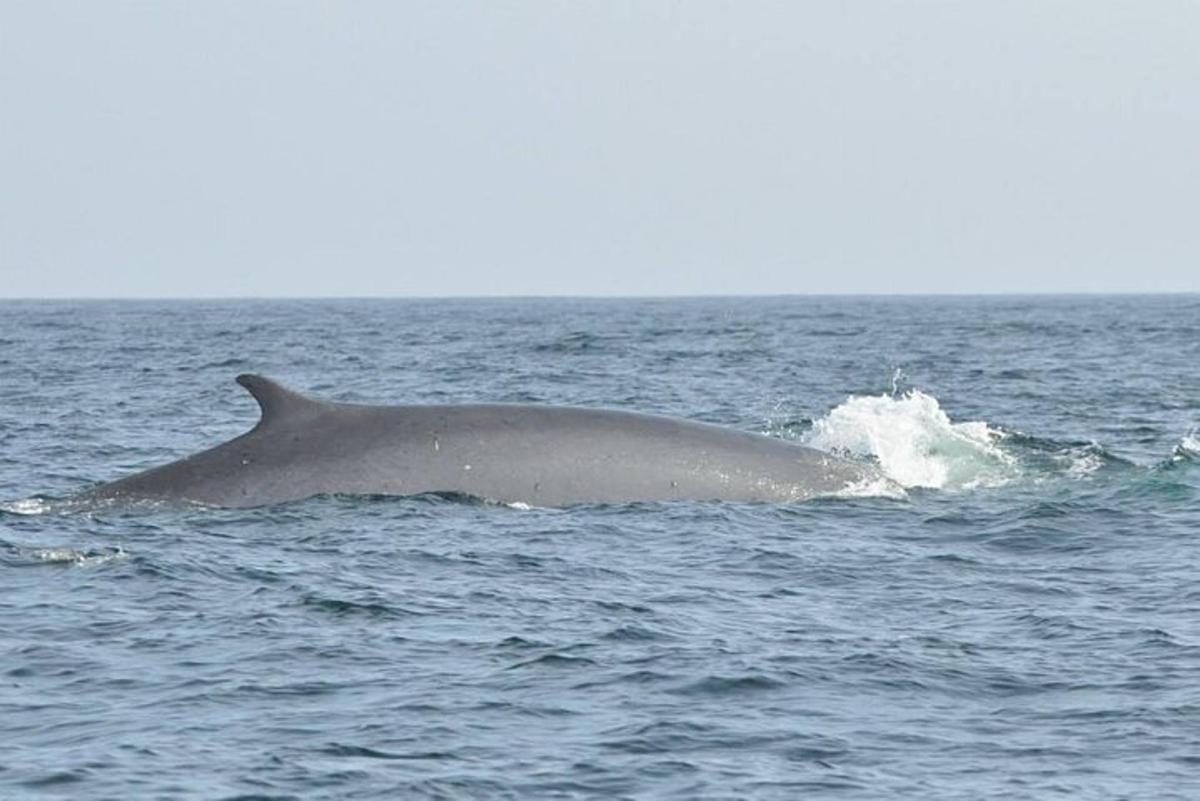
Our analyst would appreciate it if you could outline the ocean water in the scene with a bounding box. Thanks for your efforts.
[1,295,1198,800]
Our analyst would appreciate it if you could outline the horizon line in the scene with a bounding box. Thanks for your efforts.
[1,290,1197,302]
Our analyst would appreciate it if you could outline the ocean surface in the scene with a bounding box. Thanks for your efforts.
[1,295,1198,800]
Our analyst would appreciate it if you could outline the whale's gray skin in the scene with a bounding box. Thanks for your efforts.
[87,374,891,508]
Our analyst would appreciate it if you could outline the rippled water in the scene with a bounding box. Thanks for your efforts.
[2,296,1198,799]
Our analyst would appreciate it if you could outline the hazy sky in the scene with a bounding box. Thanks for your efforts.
[2,2,1196,297]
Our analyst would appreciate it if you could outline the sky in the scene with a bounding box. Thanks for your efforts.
[1,2,1197,298]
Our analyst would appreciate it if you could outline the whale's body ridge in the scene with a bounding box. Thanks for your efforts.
[88,375,893,508]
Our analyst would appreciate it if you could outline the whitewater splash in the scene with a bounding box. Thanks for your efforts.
[804,390,1016,491]
[1174,428,1200,461]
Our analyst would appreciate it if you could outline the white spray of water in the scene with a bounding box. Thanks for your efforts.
[1177,428,1200,460]
[803,390,1016,491]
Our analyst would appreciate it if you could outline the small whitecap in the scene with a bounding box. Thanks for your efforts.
[0,497,54,516]
[35,547,85,563]
[1172,428,1200,461]
[31,546,126,567]
[1065,443,1107,478]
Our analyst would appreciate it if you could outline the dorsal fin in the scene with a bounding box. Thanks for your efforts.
[236,374,324,427]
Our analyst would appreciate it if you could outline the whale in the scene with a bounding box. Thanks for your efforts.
[86,374,894,508]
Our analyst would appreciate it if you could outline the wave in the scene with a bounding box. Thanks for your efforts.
[1,542,126,568]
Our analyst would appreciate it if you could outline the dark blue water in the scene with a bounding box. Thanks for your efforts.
[2,296,1198,799]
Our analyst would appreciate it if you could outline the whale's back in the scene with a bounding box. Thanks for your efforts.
[89,376,891,507]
